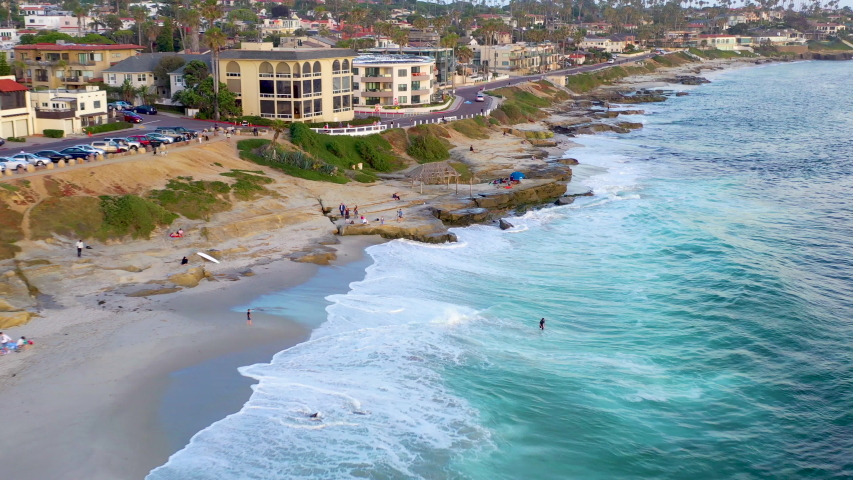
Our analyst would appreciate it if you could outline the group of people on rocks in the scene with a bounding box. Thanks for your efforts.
[338,199,404,226]
[490,177,519,186]
[0,331,31,355]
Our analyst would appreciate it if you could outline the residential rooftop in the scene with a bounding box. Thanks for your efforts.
[15,43,143,50]
[219,48,356,61]
[354,54,434,65]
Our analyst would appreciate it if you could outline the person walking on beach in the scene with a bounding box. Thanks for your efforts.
[397,209,403,222]
[247,309,252,326]
[76,239,84,258]
[339,203,346,216]
[539,318,545,330]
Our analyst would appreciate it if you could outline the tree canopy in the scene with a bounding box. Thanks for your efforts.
[172,77,240,120]
[183,60,209,88]
[153,56,186,87]
[20,31,115,45]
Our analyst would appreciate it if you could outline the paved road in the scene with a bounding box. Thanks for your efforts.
[0,115,219,157]
[364,53,656,128]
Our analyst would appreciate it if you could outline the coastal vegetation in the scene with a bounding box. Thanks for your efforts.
[488,81,570,125]
[0,201,23,259]
[237,138,349,184]
[289,123,401,175]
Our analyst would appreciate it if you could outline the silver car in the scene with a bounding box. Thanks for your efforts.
[0,157,29,172]
[76,145,106,155]
[12,153,50,166]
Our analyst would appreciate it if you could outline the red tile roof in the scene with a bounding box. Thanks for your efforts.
[0,79,28,92]
[15,43,143,50]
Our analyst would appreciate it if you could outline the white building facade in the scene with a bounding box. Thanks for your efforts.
[352,54,435,107]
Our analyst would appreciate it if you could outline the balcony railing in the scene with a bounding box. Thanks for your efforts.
[412,72,429,77]
[332,70,351,75]
[226,72,241,77]
[276,93,292,98]
[35,76,49,82]
[259,73,274,78]
[275,73,291,78]
[35,108,75,119]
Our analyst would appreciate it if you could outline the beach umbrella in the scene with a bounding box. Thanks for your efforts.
[510,171,526,181]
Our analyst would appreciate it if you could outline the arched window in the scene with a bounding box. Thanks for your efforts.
[332,60,340,72]
[313,61,321,74]
[342,59,350,72]
[259,62,274,77]
[302,63,311,76]
[226,61,240,77]
[276,62,291,77]
[292,62,301,78]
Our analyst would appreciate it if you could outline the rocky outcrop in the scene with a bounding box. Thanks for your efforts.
[664,75,710,85]
[555,196,575,206]
[499,219,514,230]
[0,311,32,329]
[338,223,458,244]
[168,267,211,288]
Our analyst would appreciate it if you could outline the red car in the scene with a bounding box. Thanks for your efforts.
[123,112,143,123]
[126,134,151,145]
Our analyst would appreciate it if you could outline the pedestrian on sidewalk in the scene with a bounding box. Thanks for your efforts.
[253,127,259,137]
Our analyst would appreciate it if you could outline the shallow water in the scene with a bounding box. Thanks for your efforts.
[148,60,853,479]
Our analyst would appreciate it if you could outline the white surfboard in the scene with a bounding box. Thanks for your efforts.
[196,252,220,264]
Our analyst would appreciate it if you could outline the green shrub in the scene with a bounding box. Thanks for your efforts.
[407,135,449,163]
[326,139,345,158]
[355,140,392,171]
[290,123,320,149]
[43,129,64,138]
[236,139,348,184]
[304,117,380,128]
[84,122,132,135]
[233,115,274,126]
[99,195,178,239]
[148,177,232,220]
[451,119,490,139]
[6,136,25,142]
[219,169,274,201]
[354,172,377,183]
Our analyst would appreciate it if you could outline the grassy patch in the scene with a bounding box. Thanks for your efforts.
[290,123,401,172]
[381,128,409,152]
[0,201,23,260]
[449,162,474,182]
[29,196,103,240]
[148,177,232,220]
[808,40,853,51]
[236,139,349,184]
[0,184,19,192]
[451,118,490,139]
[688,48,752,59]
[407,135,450,163]
[100,195,178,239]
[219,169,274,201]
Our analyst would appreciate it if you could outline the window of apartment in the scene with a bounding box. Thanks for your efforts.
[365,67,381,77]
[61,53,69,60]
[107,73,116,83]
[51,103,60,109]
[398,96,407,104]
[398,69,407,76]
[78,53,88,63]
[93,53,103,61]
[137,73,146,82]
[365,82,381,92]
[65,21,70,25]
[398,84,407,92]
[94,100,101,108]
[411,81,420,91]
[46,53,60,61]
[124,74,131,82]
[411,66,420,74]
[333,77,341,92]
[29,19,34,23]
[352,67,358,75]
[343,77,350,90]
[353,82,359,90]
[412,95,420,103]
[55,70,65,78]
[112,53,121,58]
[79,103,85,110]
[175,75,183,85]
[82,70,94,78]
[502,61,509,66]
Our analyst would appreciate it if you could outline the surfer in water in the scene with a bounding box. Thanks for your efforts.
[539,318,545,330]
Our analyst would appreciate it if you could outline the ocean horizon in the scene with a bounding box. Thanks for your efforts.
[148,60,853,479]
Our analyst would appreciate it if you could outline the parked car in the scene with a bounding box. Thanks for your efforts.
[153,128,188,141]
[91,141,128,153]
[475,93,485,102]
[35,150,73,163]
[75,145,106,155]
[607,58,615,64]
[123,112,144,123]
[58,147,95,159]
[146,133,175,144]
[108,101,133,110]
[132,105,157,115]
[0,137,5,147]
[0,157,28,172]
[104,138,140,150]
[11,153,50,166]
[169,126,198,137]
[126,134,152,146]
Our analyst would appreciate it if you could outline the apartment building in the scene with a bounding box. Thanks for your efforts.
[474,42,560,76]
[352,54,436,107]
[31,86,108,134]
[104,53,211,102]
[218,46,357,123]
[0,75,34,138]
[366,47,454,83]
[14,42,143,90]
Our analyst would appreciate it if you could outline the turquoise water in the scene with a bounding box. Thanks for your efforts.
[148,60,853,479]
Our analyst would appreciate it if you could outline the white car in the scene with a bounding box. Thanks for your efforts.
[105,138,140,150]
[11,153,50,166]
[475,93,485,102]
[0,157,29,172]
[91,141,128,153]
[76,145,106,155]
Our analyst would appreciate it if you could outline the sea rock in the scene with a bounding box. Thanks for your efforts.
[289,247,337,265]
[499,219,514,230]
[555,196,575,206]
[559,158,580,165]
[0,311,31,329]
[618,110,645,115]
[617,122,643,131]
[168,267,210,288]
[676,92,689,96]
[618,94,667,104]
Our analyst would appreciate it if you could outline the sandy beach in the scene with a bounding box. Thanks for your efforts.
[0,53,762,478]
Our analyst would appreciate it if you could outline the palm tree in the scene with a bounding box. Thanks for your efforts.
[267,120,287,151]
[130,6,147,46]
[73,4,88,37]
[204,27,226,121]
[392,27,408,53]
[456,45,473,81]
[201,0,224,32]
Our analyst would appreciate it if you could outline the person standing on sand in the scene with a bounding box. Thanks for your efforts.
[397,209,403,222]
[76,239,84,257]
[247,309,252,326]
[539,318,545,330]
